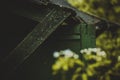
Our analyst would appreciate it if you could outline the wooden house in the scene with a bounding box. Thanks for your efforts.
[0,0,120,80]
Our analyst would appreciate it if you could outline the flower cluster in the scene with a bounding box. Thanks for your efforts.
[52,49,83,74]
[53,49,79,59]
[52,48,120,80]
[80,48,107,62]
[80,48,106,57]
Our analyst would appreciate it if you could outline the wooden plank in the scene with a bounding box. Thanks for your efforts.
[13,0,100,24]
[1,6,71,77]
[80,23,96,49]
[50,0,100,24]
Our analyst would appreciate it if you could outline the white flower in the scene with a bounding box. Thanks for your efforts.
[63,49,74,58]
[88,48,93,52]
[97,51,106,57]
[73,54,79,59]
[92,48,101,53]
[118,56,120,62]
[86,50,91,55]
[53,52,60,58]
[101,51,106,56]
[80,49,89,54]
[80,50,84,53]
[83,49,88,53]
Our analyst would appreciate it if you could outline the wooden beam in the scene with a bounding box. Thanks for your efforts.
[1,6,71,79]
[50,0,100,24]
[13,0,100,24]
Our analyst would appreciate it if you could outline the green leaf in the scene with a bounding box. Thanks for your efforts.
[82,73,88,80]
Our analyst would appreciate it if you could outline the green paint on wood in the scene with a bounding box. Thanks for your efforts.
[80,23,96,49]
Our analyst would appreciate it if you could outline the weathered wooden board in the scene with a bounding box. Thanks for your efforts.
[50,0,100,24]
[1,6,71,77]
[22,0,100,24]
[80,23,96,49]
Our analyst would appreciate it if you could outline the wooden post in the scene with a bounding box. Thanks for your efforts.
[80,23,96,49]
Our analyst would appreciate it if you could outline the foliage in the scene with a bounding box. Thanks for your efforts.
[52,49,82,74]
[96,29,120,54]
[52,48,120,80]
[96,28,120,80]
[67,0,120,23]
[52,1,120,80]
